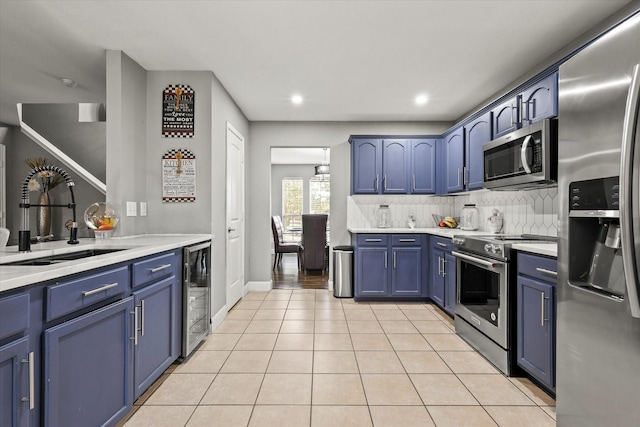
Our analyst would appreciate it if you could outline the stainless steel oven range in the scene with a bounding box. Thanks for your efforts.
[451,234,555,375]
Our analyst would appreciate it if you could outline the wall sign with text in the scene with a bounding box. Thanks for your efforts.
[162,84,195,138]
[162,149,196,203]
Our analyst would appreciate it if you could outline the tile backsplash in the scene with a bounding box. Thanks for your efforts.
[347,187,558,237]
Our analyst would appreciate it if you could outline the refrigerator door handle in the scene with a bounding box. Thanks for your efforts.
[619,63,640,318]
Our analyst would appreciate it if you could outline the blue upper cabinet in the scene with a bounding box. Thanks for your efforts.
[351,137,437,195]
[492,72,558,138]
[444,127,465,193]
[382,139,409,193]
[492,96,520,138]
[351,138,382,194]
[464,112,492,191]
[521,72,558,127]
[410,139,437,194]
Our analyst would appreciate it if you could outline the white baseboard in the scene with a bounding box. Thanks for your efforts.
[210,305,228,332]
[328,279,334,291]
[245,280,272,292]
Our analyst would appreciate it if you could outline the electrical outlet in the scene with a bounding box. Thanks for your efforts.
[126,201,137,216]
[140,202,147,217]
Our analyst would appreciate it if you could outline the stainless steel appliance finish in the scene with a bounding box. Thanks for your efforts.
[453,234,556,375]
[483,118,558,190]
[182,241,211,358]
[557,11,640,427]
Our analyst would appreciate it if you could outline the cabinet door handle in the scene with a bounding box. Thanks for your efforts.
[463,167,469,185]
[150,263,172,273]
[399,239,415,242]
[20,352,35,410]
[82,282,118,297]
[393,252,397,269]
[436,242,448,248]
[442,258,447,277]
[383,175,387,191]
[131,307,139,346]
[535,267,557,277]
[375,175,379,192]
[438,257,442,276]
[541,292,550,326]
[384,252,388,269]
[412,175,416,192]
[140,299,145,337]
[366,238,382,242]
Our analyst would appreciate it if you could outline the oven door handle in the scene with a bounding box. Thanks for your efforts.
[451,251,502,268]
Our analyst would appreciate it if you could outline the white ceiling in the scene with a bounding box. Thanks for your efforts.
[0,0,633,126]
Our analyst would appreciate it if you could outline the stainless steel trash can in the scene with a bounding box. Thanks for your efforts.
[333,246,354,298]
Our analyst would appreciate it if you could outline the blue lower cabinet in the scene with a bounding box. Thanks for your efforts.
[516,252,557,392]
[43,297,134,427]
[391,247,422,296]
[429,237,457,316]
[429,249,445,307]
[517,275,555,391]
[444,253,456,315]
[354,234,426,300]
[133,276,176,399]
[356,247,389,297]
[0,336,31,427]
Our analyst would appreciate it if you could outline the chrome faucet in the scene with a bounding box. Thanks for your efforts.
[19,165,79,252]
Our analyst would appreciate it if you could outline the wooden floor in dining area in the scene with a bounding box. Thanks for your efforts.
[272,254,329,290]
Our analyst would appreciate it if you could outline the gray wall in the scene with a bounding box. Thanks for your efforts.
[106,50,148,237]
[271,164,321,218]
[106,51,249,316]
[248,121,452,284]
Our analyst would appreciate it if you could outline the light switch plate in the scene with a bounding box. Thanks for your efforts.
[140,202,147,217]
[126,201,137,216]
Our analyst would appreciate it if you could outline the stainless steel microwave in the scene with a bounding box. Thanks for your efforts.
[483,118,557,190]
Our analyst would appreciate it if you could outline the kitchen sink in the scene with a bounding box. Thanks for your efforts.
[2,249,126,266]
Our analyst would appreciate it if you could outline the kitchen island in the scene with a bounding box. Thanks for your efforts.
[0,234,212,427]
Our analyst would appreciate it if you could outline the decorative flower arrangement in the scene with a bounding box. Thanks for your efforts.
[25,157,62,193]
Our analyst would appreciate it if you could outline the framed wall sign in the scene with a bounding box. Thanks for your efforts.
[162,149,196,202]
[162,84,195,138]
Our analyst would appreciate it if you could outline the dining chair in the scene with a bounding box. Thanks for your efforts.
[301,214,329,271]
[271,216,302,270]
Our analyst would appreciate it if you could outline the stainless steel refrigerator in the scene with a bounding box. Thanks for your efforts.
[557,11,640,427]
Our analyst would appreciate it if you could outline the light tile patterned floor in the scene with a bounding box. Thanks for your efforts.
[121,290,556,427]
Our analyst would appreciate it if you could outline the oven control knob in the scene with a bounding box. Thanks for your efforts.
[484,244,492,253]
[491,244,502,255]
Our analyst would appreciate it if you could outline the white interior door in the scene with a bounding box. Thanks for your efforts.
[226,122,245,309]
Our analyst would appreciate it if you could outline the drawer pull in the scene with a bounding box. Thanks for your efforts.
[150,264,172,273]
[82,282,118,297]
[399,239,416,242]
[365,238,382,242]
[535,267,557,277]
[436,242,448,247]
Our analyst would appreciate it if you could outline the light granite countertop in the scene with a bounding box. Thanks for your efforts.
[0,234,212,293]
[512,242,558,258]
[348,227,558,257]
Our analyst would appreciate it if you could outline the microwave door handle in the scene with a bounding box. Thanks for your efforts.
[619,63,640,318]
[520,135,532,174]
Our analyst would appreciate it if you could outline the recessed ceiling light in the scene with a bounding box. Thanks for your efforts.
[62,78,77,88]
[415,94,428,105]
[291,94,303,105]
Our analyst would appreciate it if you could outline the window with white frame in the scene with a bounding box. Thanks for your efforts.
[310,176,330,238]
[282,177,303,241]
